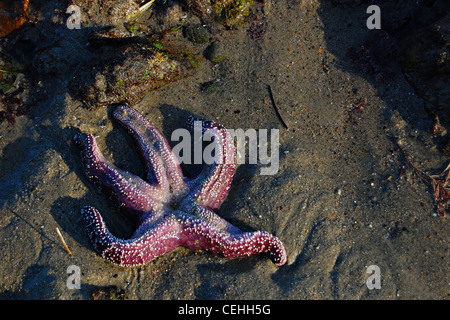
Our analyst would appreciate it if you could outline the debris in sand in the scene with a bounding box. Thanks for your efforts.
[247,19,267,41]
[398,143,450,217]
[267,84,288,129]
[56,227,72,256]
[430,164,450,217]
[352,97,367,113]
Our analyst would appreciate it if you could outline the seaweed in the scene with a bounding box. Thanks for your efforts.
[213,0,254,27]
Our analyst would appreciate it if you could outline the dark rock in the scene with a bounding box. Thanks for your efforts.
[203,42,227,63]
[184,24,209,43]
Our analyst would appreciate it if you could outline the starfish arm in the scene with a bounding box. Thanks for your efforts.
[186,116,236,210]
[113,105,186,195]
[82,206,183,267]
[186,205,242,234]
[75,132,165,214]
[177,213,287,266]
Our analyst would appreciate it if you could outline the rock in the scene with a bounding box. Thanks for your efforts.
[203,42,227,63]
[69,42,193,107]
[182,0,214,19]
[146,1,188,34]
[184,24,210,43]
[74,0,149,26]
[181,0,254,27]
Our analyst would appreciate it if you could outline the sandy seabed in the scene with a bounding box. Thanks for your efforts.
[0,0,448,299]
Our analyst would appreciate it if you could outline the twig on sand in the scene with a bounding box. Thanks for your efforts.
[430,163,450,217]
[267,85,288,129]
[56,227,72,256]
[398,143,449,217]
[139,0,155,12]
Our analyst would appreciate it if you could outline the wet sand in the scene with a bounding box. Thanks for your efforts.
[0,0,448,299]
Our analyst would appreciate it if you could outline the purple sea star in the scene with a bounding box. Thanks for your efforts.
[74,105,287,267]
